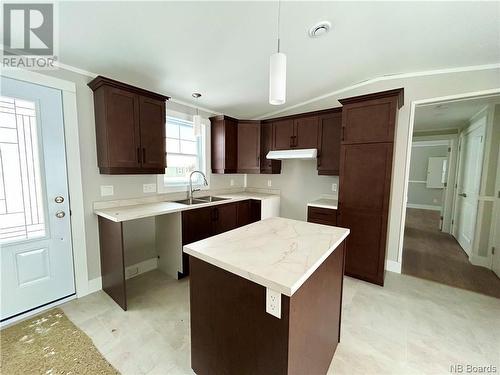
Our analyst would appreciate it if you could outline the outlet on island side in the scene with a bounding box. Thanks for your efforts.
[267,180,272,187]
[266,288,281,319]
[332,183,337,192]
[230,179,234,186]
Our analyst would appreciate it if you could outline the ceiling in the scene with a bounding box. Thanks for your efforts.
[56,1,500,118]
[414,95,500,131]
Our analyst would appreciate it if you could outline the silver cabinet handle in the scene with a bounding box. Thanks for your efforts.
[459,193,467,198]
[55,196,64,203]
[55,211,66,218]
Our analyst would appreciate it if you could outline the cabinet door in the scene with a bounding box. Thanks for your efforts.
[338,142,393,286]
[182,207,213,245]
[260,122,281,173]
[317,113,342,175]
[139,96,166,171]
[213,203,238,235]
[105,87,141,168]
[342,97,398,144]
[294,116,319,149]
[272,119,294,150]
[236,200,251,227]
[237,121,260,173]
[224,118,238,173]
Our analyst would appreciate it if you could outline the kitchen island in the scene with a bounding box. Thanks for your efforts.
[184,217,350,375]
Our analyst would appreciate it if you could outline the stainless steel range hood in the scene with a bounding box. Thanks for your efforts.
[266,148,318,160]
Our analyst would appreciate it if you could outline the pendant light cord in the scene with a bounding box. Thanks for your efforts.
[277,0,281,53]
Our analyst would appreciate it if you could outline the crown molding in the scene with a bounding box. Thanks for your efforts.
[253,63,500,120]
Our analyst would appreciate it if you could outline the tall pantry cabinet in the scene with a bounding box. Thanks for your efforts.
[337,89,404,286]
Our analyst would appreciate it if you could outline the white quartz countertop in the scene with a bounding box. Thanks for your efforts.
[94,193,279,222]
[184,217,349,296]
[307,198,338,210]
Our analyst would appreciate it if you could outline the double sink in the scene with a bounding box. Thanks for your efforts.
[174,196,230,206]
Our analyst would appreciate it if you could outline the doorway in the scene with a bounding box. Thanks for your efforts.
[401,94,500,298]
[0,77,75,321]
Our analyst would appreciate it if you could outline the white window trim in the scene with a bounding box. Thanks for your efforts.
[157,113,211,193]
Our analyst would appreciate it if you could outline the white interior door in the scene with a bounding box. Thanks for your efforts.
[454,124,485,256]
[0,76,75,321]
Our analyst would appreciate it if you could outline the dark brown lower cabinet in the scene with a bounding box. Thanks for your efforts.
[181,200,262,276]
[307,206,337,226]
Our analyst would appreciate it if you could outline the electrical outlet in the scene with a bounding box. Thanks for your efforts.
[267,180,272,187]
[100,185,114,197]
[266,288,281,319]
[143,183,157,193]
[230,179,234,186]
[332,183,337,192]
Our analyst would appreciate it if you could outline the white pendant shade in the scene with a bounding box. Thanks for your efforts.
[269,52,287,105]
[193,114,202,137]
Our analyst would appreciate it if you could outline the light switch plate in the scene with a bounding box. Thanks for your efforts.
[100,185,114,197]
[143,183,157,193]
[266,288,281,319]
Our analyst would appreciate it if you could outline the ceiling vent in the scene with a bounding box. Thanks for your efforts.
[309,21,332,38]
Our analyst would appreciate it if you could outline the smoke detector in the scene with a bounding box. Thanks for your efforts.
[309,21,332,38]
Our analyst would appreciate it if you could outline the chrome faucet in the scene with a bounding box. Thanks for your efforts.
[188,170,208,200]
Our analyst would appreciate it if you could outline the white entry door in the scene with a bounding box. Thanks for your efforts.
[0,77,75,321]
[492,151,500,278]
[454,123,485,256]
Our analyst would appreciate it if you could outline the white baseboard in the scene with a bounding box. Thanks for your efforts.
[406,203,441,211]
[86,276,102,295]
[469,254,491,268]
[125,257,158,280]
[385,260,402,274]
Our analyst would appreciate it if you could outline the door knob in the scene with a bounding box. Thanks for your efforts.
[55,211,66,218]
[55,196,64,203]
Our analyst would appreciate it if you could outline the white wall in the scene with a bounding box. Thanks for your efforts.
[407,144,448,209]
[246,160,338,221]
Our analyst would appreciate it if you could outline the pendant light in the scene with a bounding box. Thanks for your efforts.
[269,0,286,105]
[192,92,202,137]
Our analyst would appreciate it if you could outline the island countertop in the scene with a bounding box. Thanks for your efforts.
[183,217,349,296]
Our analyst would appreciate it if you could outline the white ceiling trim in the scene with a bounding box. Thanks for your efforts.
[253,63,500,120]
[55,61,222,116]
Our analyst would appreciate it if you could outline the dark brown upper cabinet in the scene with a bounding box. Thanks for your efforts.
[272,119,295,150]
[237,120,261,173]
[294,116,319,149]
[317,110,342,176]
[340,89,403,145]
[88,76,169,175]
[260,122,281,174]
[272,116,319,150]
[210,115,238,174]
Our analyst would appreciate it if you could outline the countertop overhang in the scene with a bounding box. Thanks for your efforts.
[184,217,349,296]
[94,192,279,222]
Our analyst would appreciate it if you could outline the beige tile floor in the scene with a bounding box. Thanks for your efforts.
[61,270,500,375]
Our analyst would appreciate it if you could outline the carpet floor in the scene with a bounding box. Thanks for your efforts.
[0,308,118,375]
[402,208,500,298]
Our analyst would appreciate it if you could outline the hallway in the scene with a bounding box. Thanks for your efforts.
[402,208,500,299]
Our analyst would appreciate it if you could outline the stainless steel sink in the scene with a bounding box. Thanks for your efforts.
[174,196,229,205]
[196,196,230,203]
[174,198,209,205]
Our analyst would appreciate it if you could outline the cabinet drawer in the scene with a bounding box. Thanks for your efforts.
[307,206,337,226]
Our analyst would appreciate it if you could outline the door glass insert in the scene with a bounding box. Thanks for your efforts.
[0,96,46,244]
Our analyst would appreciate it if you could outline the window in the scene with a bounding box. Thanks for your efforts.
[161,116,207,189]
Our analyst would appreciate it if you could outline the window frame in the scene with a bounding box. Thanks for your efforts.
[157,113,210,193]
